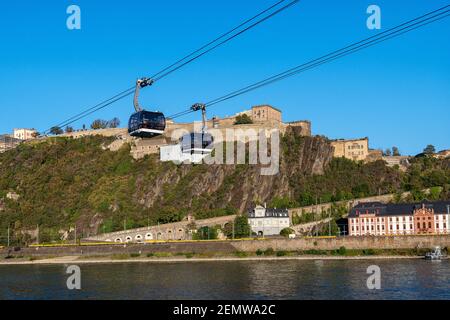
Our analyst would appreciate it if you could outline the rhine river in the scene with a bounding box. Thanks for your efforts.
[0,259,449,300]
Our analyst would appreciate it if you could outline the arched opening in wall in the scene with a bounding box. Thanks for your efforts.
[168,230,173,240]
[145,233,153,240]
[135,234,143,243]
[177,229,184,240]
[125,236,132,243]
[258,231,264,237]
[115,238,122,243]
[157,232,163,240]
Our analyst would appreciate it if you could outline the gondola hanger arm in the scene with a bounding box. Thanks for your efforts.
[133,77,154,112]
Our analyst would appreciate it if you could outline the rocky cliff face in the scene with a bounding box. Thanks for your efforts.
[136,126,334,215]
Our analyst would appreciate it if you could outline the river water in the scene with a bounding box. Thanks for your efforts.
[0,259,449,300]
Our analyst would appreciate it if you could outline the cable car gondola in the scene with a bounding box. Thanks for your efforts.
[128,78,166,138]
[180,103,214,155]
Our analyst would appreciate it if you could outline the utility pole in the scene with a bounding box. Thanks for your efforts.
[329,210,331,237]
[36,225,39,245]
[7,226,10,248]
[74,226,77,245]
[232,221,235,240]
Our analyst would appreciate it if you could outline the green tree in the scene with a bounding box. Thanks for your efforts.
[65,126,74,133]
[423,145,436,155]
[224,215,251,239]
[280,228,295,237]
[91,119,109,130]
[234,114,253,125]
[108,118,121,128]
[392,146,400,156]
[193,226,218,240]
[318,220,340,236]
[49,126,63,135]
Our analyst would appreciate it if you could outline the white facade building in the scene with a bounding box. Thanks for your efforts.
[349,201,450,237]
[248,205,290,236]
[13,128,37,140]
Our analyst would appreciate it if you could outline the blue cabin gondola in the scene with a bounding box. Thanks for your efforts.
[128,111,166,138]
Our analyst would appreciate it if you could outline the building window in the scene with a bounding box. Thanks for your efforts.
[428,222,432,229]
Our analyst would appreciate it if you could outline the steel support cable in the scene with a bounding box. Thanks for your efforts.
[43,0,300,133]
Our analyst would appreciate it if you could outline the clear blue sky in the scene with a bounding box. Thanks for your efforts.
[0,0,449,155]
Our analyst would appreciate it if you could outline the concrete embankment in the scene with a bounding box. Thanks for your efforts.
[1,235,449,260]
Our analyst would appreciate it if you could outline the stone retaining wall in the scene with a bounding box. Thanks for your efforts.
[2,235,448,258]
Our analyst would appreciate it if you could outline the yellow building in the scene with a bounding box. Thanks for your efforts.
[331,137,369,162]
[251,105,282,123]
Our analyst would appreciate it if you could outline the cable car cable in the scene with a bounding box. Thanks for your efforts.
[152,0,300,81]
[149,0,289,80]
[43,0,300,134]
[166,5,449,119]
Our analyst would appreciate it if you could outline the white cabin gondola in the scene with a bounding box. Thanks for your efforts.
[180,103,214,155]
[180,132,214,154]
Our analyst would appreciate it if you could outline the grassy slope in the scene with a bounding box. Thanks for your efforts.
[0,132,448,238]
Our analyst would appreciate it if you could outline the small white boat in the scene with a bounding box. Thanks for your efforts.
[425,246,446,261]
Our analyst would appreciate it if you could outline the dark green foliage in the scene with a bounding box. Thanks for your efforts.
[276,251,288,257]
[280,228,295,237]
[234,114,253,125]
[423,145,436,155]
[318,220,340,237]
[269,196,299,209]
[193,226,219,240]
[49,126,63,135]
[290,158,402,206]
